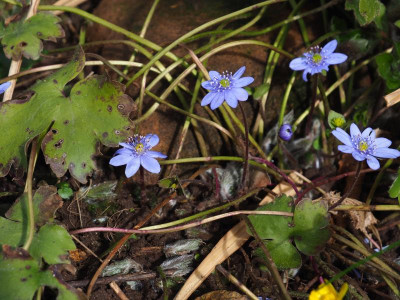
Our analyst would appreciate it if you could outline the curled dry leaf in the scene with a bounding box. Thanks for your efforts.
[323,191,377,236]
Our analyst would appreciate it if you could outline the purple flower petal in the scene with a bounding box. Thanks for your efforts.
[361,127,373,138]
[350,123,361,137]
[325,53,348,65]
[352,151,366,161]
[209,71,221,80]
[225,90,238,108]
[302,70,310,81]
[366,156,380,170]
[115,148,132,155]
[322,40,337,55]
[233,77,254,88]
[289,58,308,71]
[0,81,11,94]
[232,66,246,79]
[374,148,400,159]
[141,155,161,173]
[201,81,213,90]
[110,154,132,166]
[119,142,133,149]
[147,150,167,158]
[232,87,248,101]
[332,128,352,146]
[375,137,392,148]
[210,92,224,110]
[338,145,354,153]
[125,157,140,177]
[146,134,159,147]
[201,92,215,106]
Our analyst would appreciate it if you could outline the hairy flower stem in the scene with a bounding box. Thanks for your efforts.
[251,156,300,200]
[139,167,147,203]
[23,138,38,251]
[243,216,292,300]
[306,75,318,135]
[238,102,249,189]
[329,162,362,211]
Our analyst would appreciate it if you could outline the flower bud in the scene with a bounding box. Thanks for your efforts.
[279,124,293,141]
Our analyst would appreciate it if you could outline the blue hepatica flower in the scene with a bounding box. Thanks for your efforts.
[0,81,11,94]
[289,40,347,81]
[201,66,254,110]
[110,134,167,178]
[332,123,400,170]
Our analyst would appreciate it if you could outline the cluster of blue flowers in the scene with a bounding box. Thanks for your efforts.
[110,39,400,178]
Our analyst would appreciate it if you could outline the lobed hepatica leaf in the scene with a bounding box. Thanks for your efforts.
[292,199,330,256]
[247,195,300,269]
[0,186,64,248]
[247,195,330,269]
[0,245,84,300]
[0,13,64,60]
[0,47,134,183]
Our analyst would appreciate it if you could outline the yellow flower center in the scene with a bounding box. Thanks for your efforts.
[358,141,368,152]
[135,143,144,153]
[220,78,230,88]
[312,53,322,63]
[332,117,345,127]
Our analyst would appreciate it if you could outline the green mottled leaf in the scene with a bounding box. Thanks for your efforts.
[376,45,400,92]
[0,47,134,183]
[0,246,83,300]
[0,217,25,247]
[29,224,75,264]
[292,199,330,256]
[345,0,384,27]
[0,13,64,60]
[359,0,381,24]
[6,186,63,227]
[0,186,63,247]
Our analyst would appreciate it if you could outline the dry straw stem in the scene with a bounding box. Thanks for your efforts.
[175,172,301,300]
[3,0,41,101]
[384,88,400,107]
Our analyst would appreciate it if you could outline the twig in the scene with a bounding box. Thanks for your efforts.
[216,265,259,300]
[67,272,156,287]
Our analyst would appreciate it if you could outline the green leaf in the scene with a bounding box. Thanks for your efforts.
[345,0,384,27]
[328,110,346,129]
[0,186,63,248]
[389,169,400,204]
[0,13,64,60]
[247,195,300,269]
[253,83,270,100]
[292,199,330,256]
[395,20,400,29]
[57,182,73,199]
[29,224,75,264]
[6,186,63,227]
[247,195,330,269]
[0,246,83,300]
[359,0,382,24]
[376,49,400,92]
[0,217,25,247]
[254,240,301,270]
[0,47,134,183]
